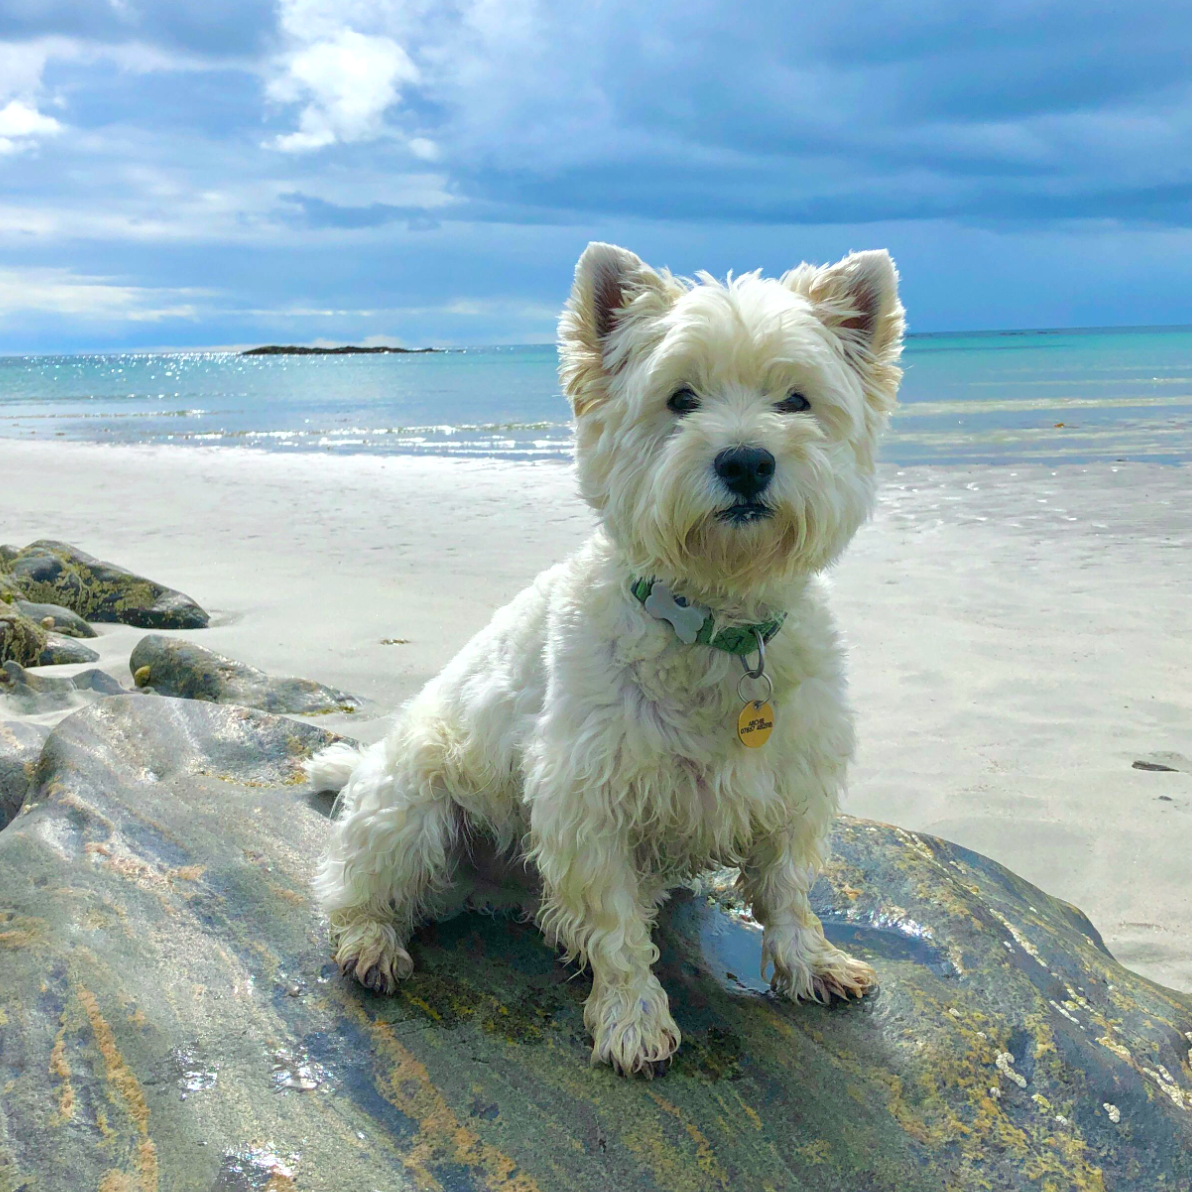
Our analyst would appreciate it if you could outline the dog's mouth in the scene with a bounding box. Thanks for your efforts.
[716,502,774,526]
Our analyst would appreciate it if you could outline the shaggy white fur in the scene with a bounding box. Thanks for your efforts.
[310,241,905,1076]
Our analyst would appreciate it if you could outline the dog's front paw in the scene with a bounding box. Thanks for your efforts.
[586,979,681,1078]
[805,950,877,1003]
[763,930,877,1004]
[332,916,414,995]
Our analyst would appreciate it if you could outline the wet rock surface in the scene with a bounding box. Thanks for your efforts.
[14,600,98,638]
[0,718,46,828]
[0,697,1188,1191]
[37,632,101,666]
[0,539,209,629]
[130,634,362,715]
[0,660,125,714]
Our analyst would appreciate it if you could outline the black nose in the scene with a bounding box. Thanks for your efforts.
[714,446,775,501]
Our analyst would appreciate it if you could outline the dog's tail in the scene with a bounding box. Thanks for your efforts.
[307,740,365,793]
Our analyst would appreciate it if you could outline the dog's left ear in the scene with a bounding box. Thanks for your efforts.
[788,249,905,370]
[559,242,677,415]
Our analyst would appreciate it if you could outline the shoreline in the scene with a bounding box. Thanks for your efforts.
[2,429,1190,470]
[3,439,1190,992]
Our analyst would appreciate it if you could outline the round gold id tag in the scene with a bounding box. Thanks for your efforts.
[737,699,775,748]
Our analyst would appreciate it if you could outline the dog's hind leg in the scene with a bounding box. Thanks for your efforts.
[307,740,366,795]
[740,825,877,1004]
[313,740,458,994]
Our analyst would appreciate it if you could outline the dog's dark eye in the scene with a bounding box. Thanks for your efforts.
[775,391,811,413]
[667,387,700,416]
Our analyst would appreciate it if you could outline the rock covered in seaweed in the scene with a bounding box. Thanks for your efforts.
[0,606,47,667]
[0,718,46,828]
[14,600,97,638]
[0,571,25,603]
[0,540,208,629]
[1,607,100,667]
[0,695,1187,1191]
[129,634,361,714]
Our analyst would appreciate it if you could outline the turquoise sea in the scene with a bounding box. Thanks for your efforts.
[1,326,1190,466]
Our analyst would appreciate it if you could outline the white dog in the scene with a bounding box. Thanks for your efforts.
[309,241,904,1076]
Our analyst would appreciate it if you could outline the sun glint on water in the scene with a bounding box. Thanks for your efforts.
[1,326,1189,467]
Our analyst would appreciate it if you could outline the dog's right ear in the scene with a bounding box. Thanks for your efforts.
[558,242,675,415]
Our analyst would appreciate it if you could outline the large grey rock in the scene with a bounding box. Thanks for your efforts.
[14,599,98,638]
[0,660,125,714]
[0,696,1188,1191]
[130,634,362,714]
[0,719,46,828]
[0,540,208,629]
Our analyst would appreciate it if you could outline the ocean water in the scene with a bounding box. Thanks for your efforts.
[1,326,1189,466]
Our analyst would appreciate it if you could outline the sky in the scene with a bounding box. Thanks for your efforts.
[2,0,1191,352]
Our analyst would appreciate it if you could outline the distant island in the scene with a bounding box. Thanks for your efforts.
[241,344,441,356]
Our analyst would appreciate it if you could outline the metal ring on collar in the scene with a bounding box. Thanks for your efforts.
[737,670,774,706]
[739,628,766,679]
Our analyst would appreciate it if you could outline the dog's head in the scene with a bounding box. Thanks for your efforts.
[559,242,904,599]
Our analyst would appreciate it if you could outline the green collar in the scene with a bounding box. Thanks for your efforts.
[630,577,785,655]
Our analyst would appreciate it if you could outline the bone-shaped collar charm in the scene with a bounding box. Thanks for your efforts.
[643,580,709,645]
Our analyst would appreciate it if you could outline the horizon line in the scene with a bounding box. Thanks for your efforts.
[2,321,1191,359]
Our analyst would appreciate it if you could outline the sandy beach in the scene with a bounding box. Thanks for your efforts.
[3,439,1190,992]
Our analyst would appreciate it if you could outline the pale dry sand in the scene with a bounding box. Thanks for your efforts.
[3,440,1190,990]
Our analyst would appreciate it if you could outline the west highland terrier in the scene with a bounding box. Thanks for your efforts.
[309,241,905,1076]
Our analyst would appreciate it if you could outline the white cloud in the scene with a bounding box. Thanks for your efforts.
[268,26,418,152]
[0,100,63,154]
[408,136,439,161]
[0,101,61,138]
[0,267,202,321]
[0,160,459,248]
[0,32,257,157]
[0,43,64,154]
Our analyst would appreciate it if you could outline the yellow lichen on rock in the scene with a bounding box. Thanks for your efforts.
[77,987,158,1192]
[49,1019,75,1123]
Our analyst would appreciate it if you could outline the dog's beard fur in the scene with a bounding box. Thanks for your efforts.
[618,438,873,598]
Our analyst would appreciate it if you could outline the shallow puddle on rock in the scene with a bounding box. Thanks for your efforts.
[270,1048,325,1092]
[172,1044,219,1093]
[213,1147,299,1190]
